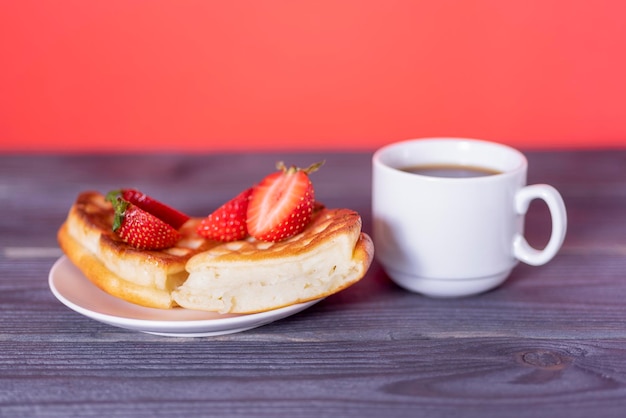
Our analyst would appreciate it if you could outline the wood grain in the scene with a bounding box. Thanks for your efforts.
[1,151,626,418]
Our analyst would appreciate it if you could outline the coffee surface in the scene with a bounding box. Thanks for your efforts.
[400,164,501,178]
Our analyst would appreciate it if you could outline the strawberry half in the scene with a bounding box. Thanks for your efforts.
[197,188,252,242]
[247,161,323,242]
[106,190,185,250]
[120,188,190,230]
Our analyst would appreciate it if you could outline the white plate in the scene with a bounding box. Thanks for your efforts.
[48,256,322,337]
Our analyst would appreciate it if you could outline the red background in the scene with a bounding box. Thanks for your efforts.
[1,0,625,152]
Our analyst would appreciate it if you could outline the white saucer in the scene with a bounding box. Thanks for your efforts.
[48,256,322,337]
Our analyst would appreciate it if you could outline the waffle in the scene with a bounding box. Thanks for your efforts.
[172,208,374,313]
[58,192,374,313]
[57,191,215,309]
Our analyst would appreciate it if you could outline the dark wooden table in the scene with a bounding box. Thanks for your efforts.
[1,150,625,417]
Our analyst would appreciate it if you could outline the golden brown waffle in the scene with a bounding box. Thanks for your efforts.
[57,191,216,309]
[173,208,374,313]
[58,192,373,313]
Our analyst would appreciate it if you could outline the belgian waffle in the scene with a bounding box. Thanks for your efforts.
[172,208,374,313]
[58,192,374,313]
[57,191,216,309]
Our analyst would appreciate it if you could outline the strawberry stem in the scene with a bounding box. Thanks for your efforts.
[105,190,129,231]
[275,160,325,175]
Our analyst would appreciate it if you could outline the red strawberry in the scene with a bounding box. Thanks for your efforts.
[120,188,190,229]
[247,161,323,242]
[106,190,184,250]
[197,188,252,242]
[116,204,182,250]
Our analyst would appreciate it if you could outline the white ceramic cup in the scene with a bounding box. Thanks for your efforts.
[372,138,567,297]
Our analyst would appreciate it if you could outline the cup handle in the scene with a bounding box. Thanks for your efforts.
[513,184,567,266]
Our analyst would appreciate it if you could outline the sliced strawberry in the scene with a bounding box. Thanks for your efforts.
[197,188,252,242]
[247,161,323,242]
[120,188,190,230]
[106,196,182,250]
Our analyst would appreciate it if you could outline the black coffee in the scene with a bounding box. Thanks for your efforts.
[400,164,502,178]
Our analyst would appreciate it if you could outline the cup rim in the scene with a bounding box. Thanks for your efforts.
[373,137,527,181]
